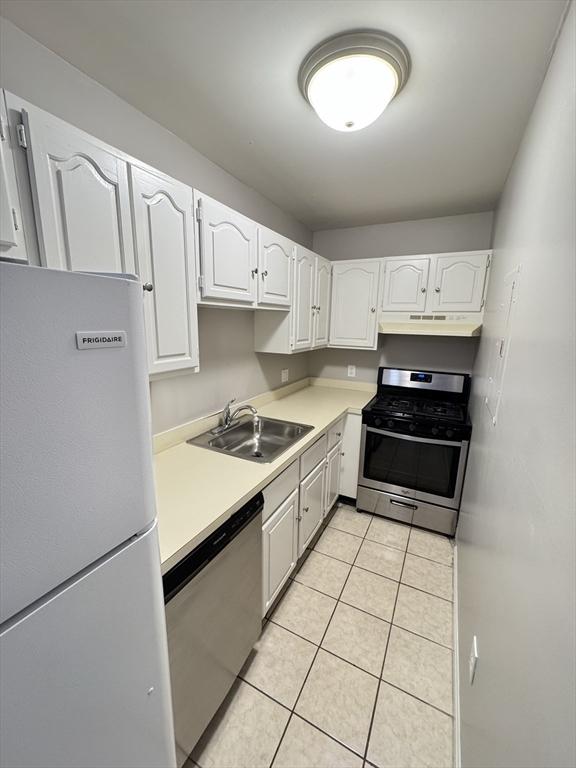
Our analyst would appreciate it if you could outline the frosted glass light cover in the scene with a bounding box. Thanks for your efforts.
[307,54,398,132]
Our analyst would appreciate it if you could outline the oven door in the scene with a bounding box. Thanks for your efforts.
[359,425,469,509]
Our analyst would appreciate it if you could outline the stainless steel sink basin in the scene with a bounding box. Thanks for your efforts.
[187,415,314,463]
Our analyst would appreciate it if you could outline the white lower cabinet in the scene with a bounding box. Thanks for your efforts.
[325,442,342,515]
[262,488,299,616]
[298,460,326,557]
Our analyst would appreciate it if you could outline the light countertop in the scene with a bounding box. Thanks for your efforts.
[155,385,373,572]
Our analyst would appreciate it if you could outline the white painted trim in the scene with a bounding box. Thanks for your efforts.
[453,541,462,768]
[153,377,311,453]
[309,376,377,393]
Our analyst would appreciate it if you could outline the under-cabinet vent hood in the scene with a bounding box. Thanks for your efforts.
[379,315,482,337]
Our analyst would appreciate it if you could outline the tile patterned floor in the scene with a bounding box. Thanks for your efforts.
[189,503,455,768]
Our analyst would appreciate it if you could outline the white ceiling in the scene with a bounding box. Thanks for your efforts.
[0,0,566,230]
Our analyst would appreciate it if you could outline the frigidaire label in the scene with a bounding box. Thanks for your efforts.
[76,331,127,349]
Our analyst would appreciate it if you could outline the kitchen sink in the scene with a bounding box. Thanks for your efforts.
[187,415,314,463]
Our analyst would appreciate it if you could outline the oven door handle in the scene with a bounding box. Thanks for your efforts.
[365,426,465,448]
[390,499,418,510]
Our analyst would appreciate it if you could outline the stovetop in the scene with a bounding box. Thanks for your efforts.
[362,367,473,441]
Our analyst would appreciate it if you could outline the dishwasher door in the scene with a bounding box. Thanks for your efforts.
[164,496,262,766]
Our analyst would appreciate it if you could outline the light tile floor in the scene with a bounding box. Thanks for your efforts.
[190,503,455,768]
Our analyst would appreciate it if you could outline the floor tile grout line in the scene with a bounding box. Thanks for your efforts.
[361,522,411,764]
[377,678,454,719]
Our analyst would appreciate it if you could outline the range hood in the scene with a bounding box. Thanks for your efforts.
[378,319,482,337]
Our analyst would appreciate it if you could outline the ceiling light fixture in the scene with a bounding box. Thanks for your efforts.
[298,30,410,132]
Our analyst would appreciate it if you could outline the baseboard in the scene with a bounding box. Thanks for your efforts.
[453,541,462,768]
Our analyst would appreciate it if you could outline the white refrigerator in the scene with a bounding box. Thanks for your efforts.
[0,262,176,768]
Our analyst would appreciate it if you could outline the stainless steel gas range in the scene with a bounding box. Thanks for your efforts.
[357,367,472,536]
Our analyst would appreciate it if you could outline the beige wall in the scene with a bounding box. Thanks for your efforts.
[457,6,575,766]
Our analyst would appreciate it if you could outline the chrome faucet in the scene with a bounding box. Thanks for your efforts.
[212,398,258,435]
[221,397,237,429]
[229,404,258,424]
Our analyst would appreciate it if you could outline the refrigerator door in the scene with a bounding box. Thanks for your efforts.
[0,523,176,768]
[0,262,156,624]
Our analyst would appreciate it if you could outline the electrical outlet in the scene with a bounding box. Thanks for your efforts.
[281,368,289,383]
[347,365,356,378]
[469,635,479,685]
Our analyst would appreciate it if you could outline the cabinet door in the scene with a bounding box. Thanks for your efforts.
[381,257,430,312]
[262,489,298,616]
[22,107,135,273]
[196,194,257,303]
[325,442,342,515]
[257,226,292,308]
[312,256,331,348]
[0,99,27,262]
[339,413,362,498]
[130,166,199,375]
[430,252,490,312]
[329,260,380,349]
[292,246,315,351]
[298,460,326,557]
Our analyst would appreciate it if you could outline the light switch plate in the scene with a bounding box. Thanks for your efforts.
[281,368,289,383]
[469,635,479,684]
[347,365,356,378]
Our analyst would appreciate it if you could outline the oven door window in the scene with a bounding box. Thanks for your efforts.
[363,431,462,498]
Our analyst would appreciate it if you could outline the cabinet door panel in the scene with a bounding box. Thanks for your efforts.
[313,256,331,347]
[329,260,380,348]
[197,195,257,303]
[430,253,489,312]
[258,227,292,307]
[130,166,199,374]
[325,443,342,515]
[339,413,362,498]
[382,258,429,312]
[262,489,298,615]
[23,107,135,273]
[298,461,325,557]
[292,247,315,351]
[0,98,27,261]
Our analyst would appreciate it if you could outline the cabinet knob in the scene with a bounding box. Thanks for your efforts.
[261,270,268,278]
[421,287,426,293]
[370,307,376,313]
[435,287,441,293]
[341,451,345,456]
[317,306,321,312]
[336,432,342,437]
[297,514,303,521]
[303,506,309,513]
[142,282,154,292]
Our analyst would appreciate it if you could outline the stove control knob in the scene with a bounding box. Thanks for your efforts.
[431,427,439,436]
[446,429,454,439]
[409,423,416,432]
[374,417,382,427]
[386,419,394,429]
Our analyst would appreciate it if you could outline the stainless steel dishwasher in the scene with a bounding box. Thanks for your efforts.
[163,492,263,766]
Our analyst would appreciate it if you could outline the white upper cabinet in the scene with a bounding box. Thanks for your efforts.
[292,246,315,351]
[312,256,331,348]
[22,107,135,274]
[0,97,28,262]
[130,166,199,375]
[257,227,292,308]
[382,257,430,312]
[195,193,257,304]
[329,260,380,349]
[430,252,490,312]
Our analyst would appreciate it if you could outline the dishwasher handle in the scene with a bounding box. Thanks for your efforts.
[163,491,264,603]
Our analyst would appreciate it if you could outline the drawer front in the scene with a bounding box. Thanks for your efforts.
[356,486,457,535]
[300,434,328,479]
[262,459,299,524]
[327,418,345,451]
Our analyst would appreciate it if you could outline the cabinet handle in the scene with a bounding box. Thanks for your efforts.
[341,451,345,456]
[390,499,417,510]
[435,287,440,293]
[421,287,426,293]
[251,268,259,278]
[336,432,342,437]
[370,307,376,313]
[297,514,303,521]
[142,282,154,292]
[303,506,309,513]
[261,270,268,278]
